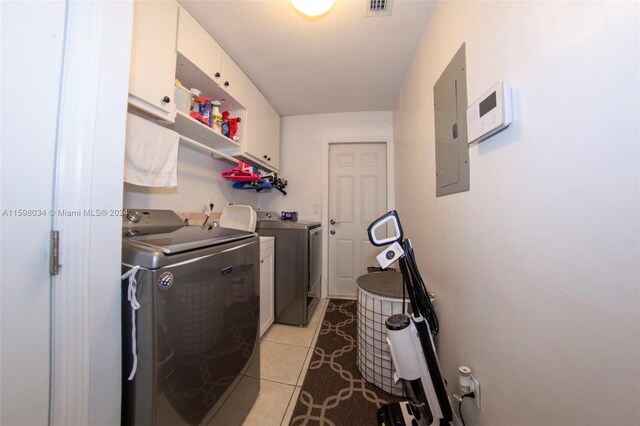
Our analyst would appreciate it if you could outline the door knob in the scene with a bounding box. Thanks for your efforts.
[215,72,221,78]
[224,81,230,87]
[330,229,336,235]
[161,96,170,103]
[330,219,340,225]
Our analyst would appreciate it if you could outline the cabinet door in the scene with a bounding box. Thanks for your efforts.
[220,51,248,107]
[265,101,280,170]
[259,247,274,337]
[244,81,280,171]
[177,6,222,85]
[244,81,268,163]
[128,0,178,122]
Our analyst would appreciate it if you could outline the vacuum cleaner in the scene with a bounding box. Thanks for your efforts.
[367,210,453,426]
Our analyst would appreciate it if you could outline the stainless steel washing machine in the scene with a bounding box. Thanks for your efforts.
[121,209,260,426]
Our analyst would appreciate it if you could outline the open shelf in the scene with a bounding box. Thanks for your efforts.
[174,51,246,159]
[172,110,240,154]
[176,52,244,111]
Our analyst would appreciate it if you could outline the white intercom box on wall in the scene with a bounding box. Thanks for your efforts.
[467,80,512,144]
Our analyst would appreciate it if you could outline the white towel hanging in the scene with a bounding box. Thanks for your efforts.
[124,113,179,187]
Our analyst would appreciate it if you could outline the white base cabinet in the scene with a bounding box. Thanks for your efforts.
[259,237,275,337]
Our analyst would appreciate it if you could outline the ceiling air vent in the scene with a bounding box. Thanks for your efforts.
[366,0,392,17]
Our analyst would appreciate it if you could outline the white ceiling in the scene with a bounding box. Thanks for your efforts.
[180,0,437,116]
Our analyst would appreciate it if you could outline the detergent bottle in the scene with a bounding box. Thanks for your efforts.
[211,101,222,134]
[228,116,241,140]
[221,111,230,137]
[197,98,213,126]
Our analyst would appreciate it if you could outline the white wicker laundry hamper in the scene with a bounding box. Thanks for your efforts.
[356,271,408,397]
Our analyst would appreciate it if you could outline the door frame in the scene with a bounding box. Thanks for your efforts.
[49,1,133,424]
[321,138,395,299]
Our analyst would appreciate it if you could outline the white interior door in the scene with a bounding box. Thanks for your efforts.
[328,143,387,298]
[0,1,66,423]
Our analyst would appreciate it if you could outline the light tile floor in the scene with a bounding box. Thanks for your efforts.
[242,298,329,426]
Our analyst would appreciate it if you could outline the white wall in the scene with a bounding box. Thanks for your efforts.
[124,111,394,218]
[258,111,394,219]
[259,111,394,299]
[393,1,639,425]
[123,146,259,214]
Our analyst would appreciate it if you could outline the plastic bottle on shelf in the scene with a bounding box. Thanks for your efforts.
[189,88,201,112]
[197,98,213,126]
[221,111,230,137]
[229,116,241,140]
[211,101,223,134]
[221,110,242,141]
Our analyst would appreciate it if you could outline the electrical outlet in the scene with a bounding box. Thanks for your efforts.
[313,204,319,214]
[202,202,212,216]
[471,374,480,409]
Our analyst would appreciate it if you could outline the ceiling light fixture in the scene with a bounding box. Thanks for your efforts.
[290,0,335,17]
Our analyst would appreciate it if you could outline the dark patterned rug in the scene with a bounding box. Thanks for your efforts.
[290,299,402,425]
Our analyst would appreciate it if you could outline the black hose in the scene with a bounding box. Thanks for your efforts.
[399,255,420,317]
[458,392,475,426]
[458,399,466,426]
[402,239,439,335]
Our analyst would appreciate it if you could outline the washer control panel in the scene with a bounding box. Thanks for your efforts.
[122,209,184,230]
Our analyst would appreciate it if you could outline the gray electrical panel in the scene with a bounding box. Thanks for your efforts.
[434,43,469,197]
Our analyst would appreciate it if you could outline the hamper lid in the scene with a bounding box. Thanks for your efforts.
[356,271,404,299]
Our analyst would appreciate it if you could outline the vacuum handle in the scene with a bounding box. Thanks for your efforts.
[367,210,403,247]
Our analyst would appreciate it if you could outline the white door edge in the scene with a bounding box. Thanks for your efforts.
[321,138,395,299]
[50,3,102,423]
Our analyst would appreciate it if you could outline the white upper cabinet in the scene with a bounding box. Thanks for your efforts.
[176,7,248,108]
[220,51,249,108]
[266,98,280,169]
[177,6,222,86]
[242,81,280,171]
[129,1,279,171]
[128,0,178,122]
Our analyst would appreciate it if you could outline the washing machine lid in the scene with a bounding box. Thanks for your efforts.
[125,226,255,255]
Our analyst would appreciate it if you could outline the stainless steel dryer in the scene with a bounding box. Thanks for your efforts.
[255,212,321,326]
[121,209,260,426]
